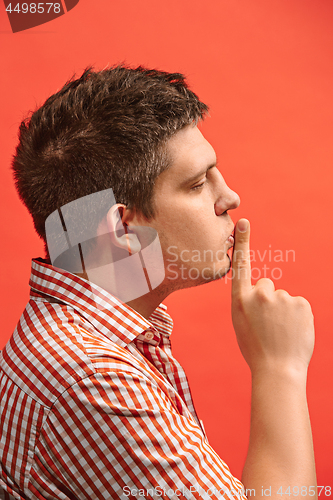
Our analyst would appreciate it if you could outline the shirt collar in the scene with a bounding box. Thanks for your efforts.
[29,258,173,348]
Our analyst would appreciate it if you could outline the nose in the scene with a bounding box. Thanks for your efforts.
[214,176,240,216]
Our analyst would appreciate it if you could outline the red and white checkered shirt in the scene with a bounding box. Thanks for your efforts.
[0,258,246,499]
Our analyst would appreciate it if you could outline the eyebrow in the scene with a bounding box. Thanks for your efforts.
[182,163,217,186]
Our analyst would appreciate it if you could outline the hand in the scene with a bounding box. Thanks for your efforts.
[231,219,315,375]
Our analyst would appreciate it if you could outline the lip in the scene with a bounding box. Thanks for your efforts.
[227,227,235,247]
[227,227,235,250]
[227,235,235,246]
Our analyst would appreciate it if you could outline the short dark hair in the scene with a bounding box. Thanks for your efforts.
[11,65,208,257]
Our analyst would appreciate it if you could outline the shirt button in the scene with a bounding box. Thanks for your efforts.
[144,331,154,341]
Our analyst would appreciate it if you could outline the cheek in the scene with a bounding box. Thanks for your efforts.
[156,204,218,247]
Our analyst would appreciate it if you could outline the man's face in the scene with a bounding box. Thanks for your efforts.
[145,124,240,289]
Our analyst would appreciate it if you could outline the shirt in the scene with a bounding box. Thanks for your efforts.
[0,258,246,500]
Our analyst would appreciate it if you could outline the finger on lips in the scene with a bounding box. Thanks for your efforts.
[232,218,252,293]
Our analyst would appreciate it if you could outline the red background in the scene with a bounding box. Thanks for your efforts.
[1,0,332,485]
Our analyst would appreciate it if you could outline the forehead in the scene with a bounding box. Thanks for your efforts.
[160,125,217,186]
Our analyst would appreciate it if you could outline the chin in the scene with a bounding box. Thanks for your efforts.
[169,255,232,290]
[209,256,232,281]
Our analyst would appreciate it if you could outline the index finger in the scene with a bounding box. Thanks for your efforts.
[231,218,252,296]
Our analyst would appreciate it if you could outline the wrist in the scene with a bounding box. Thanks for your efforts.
[250,360,309,385]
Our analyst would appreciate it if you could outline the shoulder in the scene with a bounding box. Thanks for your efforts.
[1,299,147,408]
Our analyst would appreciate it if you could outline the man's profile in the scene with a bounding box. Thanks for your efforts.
[0,66,316,499]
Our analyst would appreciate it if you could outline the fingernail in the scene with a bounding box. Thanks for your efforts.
[238,219,248,232]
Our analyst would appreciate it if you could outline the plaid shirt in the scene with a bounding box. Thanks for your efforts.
[0,258,246,500]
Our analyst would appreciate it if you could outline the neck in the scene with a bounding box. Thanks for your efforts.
[126,284,171,319]
[74,268,174,320]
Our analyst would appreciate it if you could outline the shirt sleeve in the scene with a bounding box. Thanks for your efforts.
[33,367,247,500]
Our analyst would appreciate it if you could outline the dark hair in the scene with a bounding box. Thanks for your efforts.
[12,65,208,257]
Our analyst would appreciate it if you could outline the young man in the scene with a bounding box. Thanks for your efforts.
[0,66,316,499]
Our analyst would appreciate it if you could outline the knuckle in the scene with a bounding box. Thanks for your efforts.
[275,289,290,300]
[295,295,311,310]
[259,278,274,287]
[238,258,249,268]
[233,249,248,264]
[292,296,314,319]
[255,286,271,302]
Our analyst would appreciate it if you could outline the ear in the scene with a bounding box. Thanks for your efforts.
[106,204,142,255]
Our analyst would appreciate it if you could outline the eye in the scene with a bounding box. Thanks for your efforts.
[191,180,206,191]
